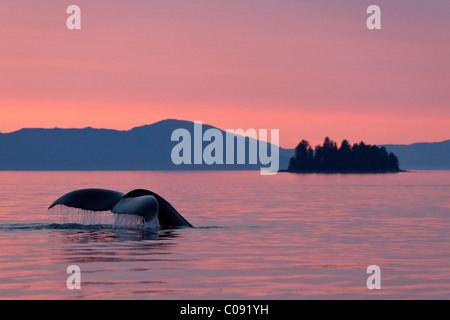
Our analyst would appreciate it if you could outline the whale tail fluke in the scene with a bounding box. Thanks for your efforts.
[48,188,192,228]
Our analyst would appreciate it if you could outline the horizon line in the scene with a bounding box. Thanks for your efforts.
[1,118,449,148]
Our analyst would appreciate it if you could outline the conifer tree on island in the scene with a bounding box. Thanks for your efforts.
[288,137,400,172]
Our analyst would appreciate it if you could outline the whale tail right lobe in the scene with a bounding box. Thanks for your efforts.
[123,189,193,228]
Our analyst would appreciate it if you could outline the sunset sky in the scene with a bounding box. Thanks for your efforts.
[0,0,449,148]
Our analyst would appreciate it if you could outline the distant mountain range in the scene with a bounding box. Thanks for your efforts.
[0,119,448,170]
[0,119,292,170]
[383,140,450,170]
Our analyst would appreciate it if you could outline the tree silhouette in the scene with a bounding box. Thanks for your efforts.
[289,140,314,170]
[288,138,400,172]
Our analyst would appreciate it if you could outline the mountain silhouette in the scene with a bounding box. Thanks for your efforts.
[383,140,450,170]
[0,119,292,170]
[0,120,448,170]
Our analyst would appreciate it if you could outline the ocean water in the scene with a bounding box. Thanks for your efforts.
[0,170,449,299]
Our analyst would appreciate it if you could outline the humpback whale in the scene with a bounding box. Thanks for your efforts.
[48,188,193,229]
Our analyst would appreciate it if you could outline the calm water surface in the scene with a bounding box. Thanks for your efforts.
[0,171,449,299]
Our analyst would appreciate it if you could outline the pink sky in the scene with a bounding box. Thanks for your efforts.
[0,0,449,148]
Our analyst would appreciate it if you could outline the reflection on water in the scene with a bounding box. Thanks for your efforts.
[50,228,181,265]
[0,223,185,299]
[49,225,181,243]
[0,171,450,299]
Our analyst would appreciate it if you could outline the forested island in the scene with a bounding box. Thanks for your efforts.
[285,137,402,173]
